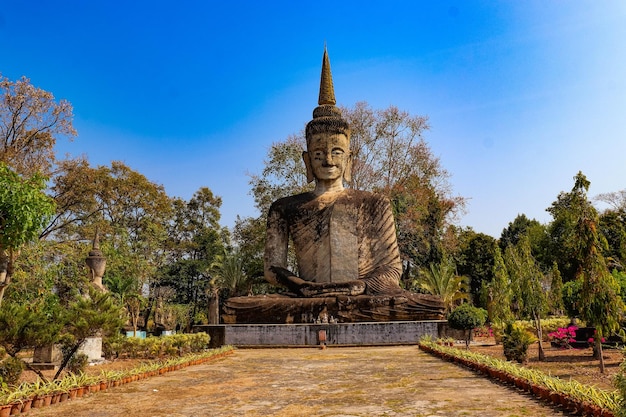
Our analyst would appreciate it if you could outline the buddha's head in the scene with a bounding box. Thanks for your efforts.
[303,47,352,184]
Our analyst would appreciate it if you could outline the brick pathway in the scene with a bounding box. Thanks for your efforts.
[27,346,572,416]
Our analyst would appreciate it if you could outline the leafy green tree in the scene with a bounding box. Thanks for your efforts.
[482,246,513,324]
[546,172,602,282]
[207,249,254,323]
[0,163,55,305]
[500,214,540,250]
[505,235,548,361]
[232,215,266,289]
[499,214,550,269]
[570,173,624,373]
[45,160,174,329]
[0,75,76,178]
[210,249,251,297]
[158,187,227,330]
[104,273,145,337]
[547,262,564,315]
[416,259,468,313]
[54,288,124,379]
[455,229,497,307]
[562,279,582,318]
[0,299,62,381]
[598,208,626,270]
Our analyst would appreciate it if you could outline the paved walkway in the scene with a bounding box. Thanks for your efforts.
[28,346,572,417]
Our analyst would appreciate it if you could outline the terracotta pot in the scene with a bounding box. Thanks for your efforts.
[562,396,579,413]
[32,397,45,408]
[100,382,108,391]
[59,393,69,402]
[50,393,61,405]
[539,387,551,401]
[20,399,32,413]
[43,394,53,406]
[75,387,85,398]
[9,403,20,415]
[0,405,11,417]
[69,389,77,400]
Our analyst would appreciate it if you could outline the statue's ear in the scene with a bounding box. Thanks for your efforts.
[302,151,315,183]
[343,152,352,183]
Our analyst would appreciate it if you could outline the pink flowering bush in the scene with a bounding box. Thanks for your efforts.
[548,326,578,349]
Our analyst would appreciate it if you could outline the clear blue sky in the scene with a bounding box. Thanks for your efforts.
[2,1,625,238]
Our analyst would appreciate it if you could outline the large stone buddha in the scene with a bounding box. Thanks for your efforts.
[223,49,444,323]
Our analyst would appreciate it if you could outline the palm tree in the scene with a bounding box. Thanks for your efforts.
[207,249,249,324]
[418,259,469,313]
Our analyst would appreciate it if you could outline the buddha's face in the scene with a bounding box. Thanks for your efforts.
[307,132,350,181]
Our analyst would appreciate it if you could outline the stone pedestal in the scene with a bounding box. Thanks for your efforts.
[195,321,446,347]
[31,345,63,370]
[78,337,103,362]
[222,293,445,324]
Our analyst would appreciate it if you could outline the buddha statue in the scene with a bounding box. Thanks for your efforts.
[223,48,444,323]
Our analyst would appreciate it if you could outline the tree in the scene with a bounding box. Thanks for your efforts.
[53,288,124,379]
[547,262,564,316]
[570,173,624,373]
[416,259,468,313]
[546,172,599,282]
[447,303,487,349]
[483,246,513,325]
[505,235,548,361]
[158,187,227,330]
[598,208,626,270]
[232,215,266,287]
[455,229,497,307]
[44,160,174,329]
[0,299,62,381]
[0,75,76,178]
[499,214,550,269]
[343,103,465,267]
[104,273,145,337]
[0,163,55,305]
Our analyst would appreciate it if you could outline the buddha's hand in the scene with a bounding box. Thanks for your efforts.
[269,266,309,294]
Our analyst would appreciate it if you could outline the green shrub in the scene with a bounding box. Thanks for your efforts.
[67,352,89,374]
[0,356,24,387]
[502,322,537,363]
[448,304,487,348]
[103,333,211,359]
[516,317,572,340]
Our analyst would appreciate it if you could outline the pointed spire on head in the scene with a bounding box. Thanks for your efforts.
[306,45,350,146]
[89,228,103,257]
[92,228,100,250]
[318,45,336,106]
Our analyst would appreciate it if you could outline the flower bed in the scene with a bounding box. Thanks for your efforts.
[419,341,619,416]
[0,346,234,415]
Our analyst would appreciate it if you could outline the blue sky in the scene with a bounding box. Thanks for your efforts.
[2,1,625,238]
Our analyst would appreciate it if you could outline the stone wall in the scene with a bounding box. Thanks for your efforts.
[195,321,446,348]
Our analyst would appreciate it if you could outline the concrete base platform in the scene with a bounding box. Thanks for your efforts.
[194,321,446,348]
[29,362,57,371]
